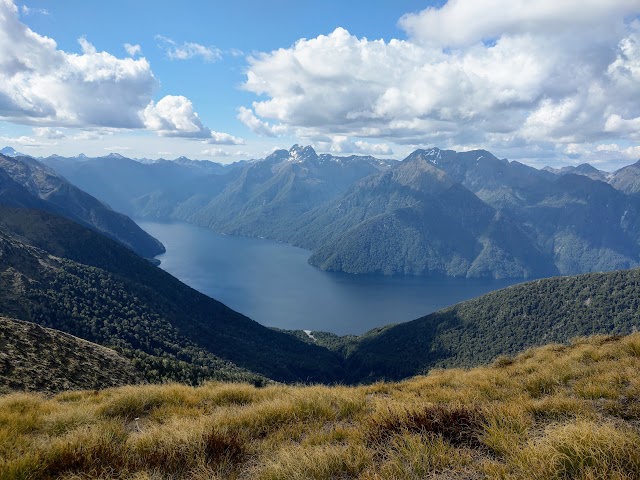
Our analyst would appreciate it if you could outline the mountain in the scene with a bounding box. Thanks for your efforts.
[40,154,239,216]
[608,159,640,194]
[543,163,609,182]
[146,145,394,240]
[0,206,345,384]
[289,150,555,278]
[413,147,555,210]
[40,153,250,217]
[39,144,640,279]
[3,205,640,387]
[0,153,164,258]
[0,316,142,394]
[0,146,25,157]
[289,149,640,278]
[517,174,640,273]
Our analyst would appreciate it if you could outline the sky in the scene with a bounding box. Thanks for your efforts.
[0,0,639,170]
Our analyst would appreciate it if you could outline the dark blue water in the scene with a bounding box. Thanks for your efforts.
[140,221,521,335]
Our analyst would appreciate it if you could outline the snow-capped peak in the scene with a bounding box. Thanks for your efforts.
[289,144,318,162]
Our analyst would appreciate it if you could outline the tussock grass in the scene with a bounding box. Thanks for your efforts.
[2,333,640,479]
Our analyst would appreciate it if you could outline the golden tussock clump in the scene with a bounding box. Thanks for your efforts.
[2,333,640,479]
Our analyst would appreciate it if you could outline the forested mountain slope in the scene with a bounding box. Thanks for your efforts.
[0,207,345,384]
[0,154,164,258]
[337,268,640,381]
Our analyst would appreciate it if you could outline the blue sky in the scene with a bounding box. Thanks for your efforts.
[1,0,639,169]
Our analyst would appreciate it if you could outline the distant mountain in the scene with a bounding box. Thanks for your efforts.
[40,144,640,279]
[0,316,142,394]
[517,174,640,274]
[40,154,240,216]
[290,150,555,278]
[0,154,164,258]
[182,145,394,239]
[0,146,25,157]
[0,206,345,384]
[543,163,609,183]
[608,160,640,194]
[414,147,555,210]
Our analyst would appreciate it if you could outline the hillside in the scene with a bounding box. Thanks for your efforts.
[0,316,142,394]
[292,150,555,278]
[2,333,639,479]
[608,160,640,194]
[0,207,345,385]
[0,153,164,258]
[330,268,640,381]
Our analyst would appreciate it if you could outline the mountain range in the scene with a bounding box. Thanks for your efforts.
[35,145,640,279]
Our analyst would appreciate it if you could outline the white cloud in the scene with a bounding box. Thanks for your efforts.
[33,126,65,139]
[201,147,231,157]
[237,106,288,137]
[324,136,393,155]
[71,130,105,141]
[241,3,640,161]
[0,134,53,147]
[0,0,156,128]
[144,95,244,144]
[399,0,639,47]
[595,143,640,159]
[124,43,142,57]
[201,147,250,157]
[0,1,239,143]
[155,35,221,62]
[103,145,132,152]
[21,5,48,16]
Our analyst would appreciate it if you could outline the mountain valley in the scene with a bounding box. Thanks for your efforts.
[38,145,640,279]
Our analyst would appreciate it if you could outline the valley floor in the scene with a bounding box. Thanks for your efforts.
[2,333,640,479]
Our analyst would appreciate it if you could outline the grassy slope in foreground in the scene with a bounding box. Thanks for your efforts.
[2,333,640,479]
[0,316,143,394]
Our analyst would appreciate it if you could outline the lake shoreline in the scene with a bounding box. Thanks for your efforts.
[139,220,521,335]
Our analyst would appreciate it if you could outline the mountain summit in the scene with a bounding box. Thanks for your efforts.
[0,146,24,158]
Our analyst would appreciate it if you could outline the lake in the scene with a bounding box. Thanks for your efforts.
[140,221,521,335]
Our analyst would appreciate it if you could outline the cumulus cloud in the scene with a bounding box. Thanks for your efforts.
[237,106,288,136]
[595,143,640,160]
[201,147,250,157]
[144,95,244,144]
[325,136,393,155]
[33,126,65,139]
[0,134,55,147]
[155,35,221,62]
[241,1,640,160]
[0,1,239,143]
[399,0,639,47]
[124,43,142,57]
[0,0,155,128]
